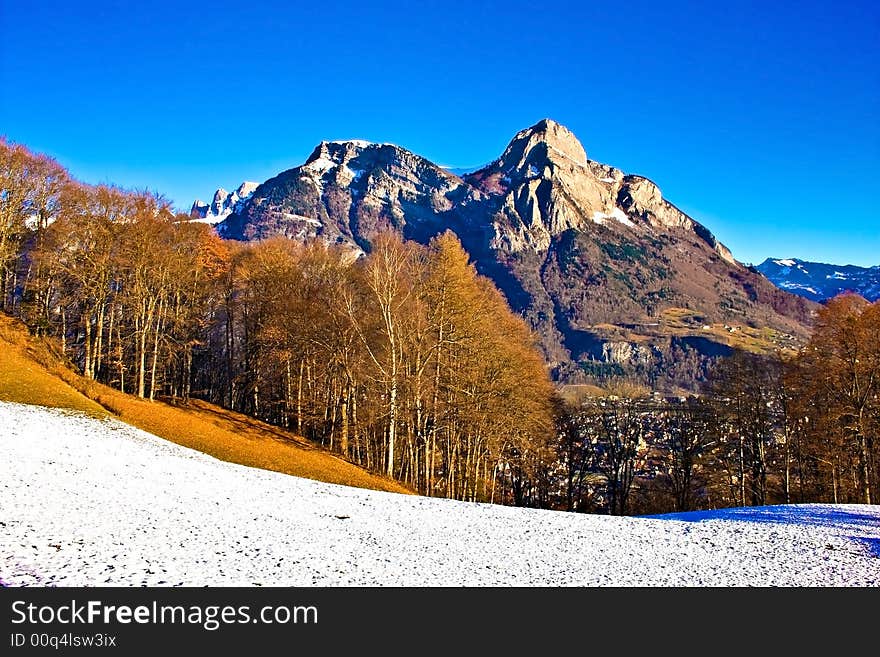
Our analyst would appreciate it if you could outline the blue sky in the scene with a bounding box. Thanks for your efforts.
[1,0,877,266]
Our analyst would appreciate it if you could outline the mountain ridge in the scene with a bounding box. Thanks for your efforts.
[757,257,880,302]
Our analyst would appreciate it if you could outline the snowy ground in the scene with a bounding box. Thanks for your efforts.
[1,401,878,586]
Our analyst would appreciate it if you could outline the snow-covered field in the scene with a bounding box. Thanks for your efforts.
[1,401,878,586]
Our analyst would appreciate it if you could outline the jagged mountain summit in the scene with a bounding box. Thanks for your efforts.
[218,138,476,248]
[190,181,260,225]
[197,119,816,387]
[465,119,735,261]
[757,258,880,302]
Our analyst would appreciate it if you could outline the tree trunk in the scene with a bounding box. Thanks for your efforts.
[95,301,106,379]
[783,436,791,504]
[225,293,234,407]
[184,347,192,400]
[857,434,871,504]
[149,298,164,401]
[83,312,93,379]
[60,308,67,355]
[296,358,304,435]
[285,357,293,429]
[340,384,349,457]
[136,308,147,398]
[116,309,125,394]
[387,374,397,478]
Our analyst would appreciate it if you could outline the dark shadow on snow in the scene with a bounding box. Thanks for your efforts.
[856,537,880,558]
[645,505,880,534]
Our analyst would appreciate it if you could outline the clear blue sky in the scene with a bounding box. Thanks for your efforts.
[1,0,877,266]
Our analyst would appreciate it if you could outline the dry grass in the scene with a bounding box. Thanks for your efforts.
[0,314,409,495]
[98,392,409,493]
[557,383,609,404]
[0,317,106,416]
[655,307,797,356]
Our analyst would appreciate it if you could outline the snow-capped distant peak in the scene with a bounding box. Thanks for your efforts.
[758,257,880,302]
[189,181,260,225]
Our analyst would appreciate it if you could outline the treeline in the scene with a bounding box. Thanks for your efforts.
[2,138,876,511]
[1,138,555,503]
[555,295,879,512]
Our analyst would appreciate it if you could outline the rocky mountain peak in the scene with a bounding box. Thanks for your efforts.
[305,140,372,171]
[496,118,588,175]
[235,181,259,198]
[189,182,259,224]
[210,188,229,214]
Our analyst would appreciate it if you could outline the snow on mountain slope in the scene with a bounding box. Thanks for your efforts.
[757,257,880,302]
[1,401,877,587]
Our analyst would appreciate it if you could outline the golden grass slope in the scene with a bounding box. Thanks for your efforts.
[0,314,409,494]
[0,317,106,416]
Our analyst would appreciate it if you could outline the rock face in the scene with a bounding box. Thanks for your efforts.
[219,140,480,250]
[203,119,817,387]
[757,258,880,302]
[190,182,260,225]
[463,120,733,262]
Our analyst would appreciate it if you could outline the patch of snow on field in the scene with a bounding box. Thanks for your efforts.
[1,402,878,587]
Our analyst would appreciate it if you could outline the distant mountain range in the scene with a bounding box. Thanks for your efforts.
[756,258,880,303]
[189,119,815,388]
